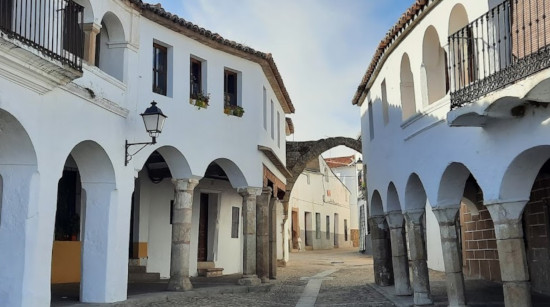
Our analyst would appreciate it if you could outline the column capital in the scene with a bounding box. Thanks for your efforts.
[238,186,262,198]
[83,22,102,34]
[386,211,405,229]
[172,178,199,192]
[432,206,460,225]
[404,208,424,224]
[484,200,528,240]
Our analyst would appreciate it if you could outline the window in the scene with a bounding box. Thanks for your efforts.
[270,100,274,139]
[277,111,281,147]
[190,58,202,98]
[368,100,374,140]
[326,215,330,239]
[263,87,267,130]
[344,219,348,241]
[63,1,83,56]
[0,0,12,30]
[170,200,174,224]
[224,69,238,106]
[231,207,240,238]
[153,43,168,95]
[316,213,321,239]
[381,80,389,125]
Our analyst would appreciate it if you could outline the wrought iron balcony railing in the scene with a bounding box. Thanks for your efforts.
[449,0,550,109]
[0,0,84,71]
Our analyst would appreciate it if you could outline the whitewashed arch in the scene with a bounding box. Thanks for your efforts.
[387,182,401,213]
[448,3,469,36]
[422,26,447,105]
[96,11,126,81]
[205,158,248,188]
[400,53,416,120]
[370,190,384,217]
[405,173,427,211]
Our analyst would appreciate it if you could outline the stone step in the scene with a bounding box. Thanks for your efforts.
[128,265,146,273]
[128,272,160,283]
[197,261,215,269]
[197,268,224,278]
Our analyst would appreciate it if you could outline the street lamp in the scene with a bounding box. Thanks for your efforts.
[125,101,167,166]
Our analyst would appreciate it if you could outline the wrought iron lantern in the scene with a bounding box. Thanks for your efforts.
[125,101,167,166]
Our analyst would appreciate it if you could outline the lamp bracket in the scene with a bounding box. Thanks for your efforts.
[125,137,156,166]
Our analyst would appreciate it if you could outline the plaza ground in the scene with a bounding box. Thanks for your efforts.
[53,248,550,306]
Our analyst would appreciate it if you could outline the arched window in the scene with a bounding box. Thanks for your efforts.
[96,12,125,81]
[422,26,447,104]
[400,54,417,120]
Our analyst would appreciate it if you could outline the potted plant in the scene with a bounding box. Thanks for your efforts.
[233,106,245,117]
[189,91,210,109]
[223,104,245,117]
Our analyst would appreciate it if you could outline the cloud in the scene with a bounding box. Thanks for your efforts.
[158,0,412,157]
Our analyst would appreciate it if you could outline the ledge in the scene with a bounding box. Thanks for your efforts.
[0,32,82,94]
[258,145,292,179]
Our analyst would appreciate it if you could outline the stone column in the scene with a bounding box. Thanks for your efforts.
[386,211,412,296]
[167,178,198,291]
[256,187,271,283]
[404,209,433,305]
[432,206,466,307]
[237,187,262,286]
[485,201,532,307]
[369,215,394,286]
[83,23,101,65]
[269,198,279,279]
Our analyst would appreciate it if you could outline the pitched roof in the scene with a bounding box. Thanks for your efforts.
[352,0,438,105]
[324,155,356,169]
[127,1,295,114]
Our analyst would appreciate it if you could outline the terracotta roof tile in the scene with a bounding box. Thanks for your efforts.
[352,0,437,105]
[127,1,295,114]
[324,155,356,169]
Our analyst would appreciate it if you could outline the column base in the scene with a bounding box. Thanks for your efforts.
[413,292,433,306]
[503,281,531,307]
[261,276,270,283]
[237,275,262,286]
[167,276,193,291]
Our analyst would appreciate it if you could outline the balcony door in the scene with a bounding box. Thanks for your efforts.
[0,0,13,31]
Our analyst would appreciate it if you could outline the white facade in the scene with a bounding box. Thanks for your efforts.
[0,1,293,306]
[356,0,550,305]
[288,157,352,251]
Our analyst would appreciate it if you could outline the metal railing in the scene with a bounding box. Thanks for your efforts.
[449,0,550,109]
[0,0,84,71]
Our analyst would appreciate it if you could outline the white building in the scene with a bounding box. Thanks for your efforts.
[289,156,352,251]
[0,0,294,306]
[325,154,366,250]
[355,0,550,306]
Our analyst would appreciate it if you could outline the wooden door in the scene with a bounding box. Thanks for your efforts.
[197,193,209,261]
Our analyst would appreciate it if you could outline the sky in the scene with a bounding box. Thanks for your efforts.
[156,0,413,157]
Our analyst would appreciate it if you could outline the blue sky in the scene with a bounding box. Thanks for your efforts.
[156,0,413,156]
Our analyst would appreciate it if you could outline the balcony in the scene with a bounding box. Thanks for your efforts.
[448,0,550,114]
[0,0,84,93]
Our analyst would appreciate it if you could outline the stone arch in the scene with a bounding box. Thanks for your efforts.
[400,53,417,120]
[387,182,401,212]
[370,190,384,216]
[96,11,125,81]
[0,109,38,306]
[284,137,361,215]
[205,158,248,188]
[500,146,550,202]
[422,25,447,104]
[405,173,427,210]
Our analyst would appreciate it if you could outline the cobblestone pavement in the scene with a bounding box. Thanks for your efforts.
[135,248,393,307]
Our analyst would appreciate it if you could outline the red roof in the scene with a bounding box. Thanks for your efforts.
[324,156,355,169]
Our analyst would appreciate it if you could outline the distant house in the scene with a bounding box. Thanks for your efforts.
[289,156,352,251]
[325,154,367,251]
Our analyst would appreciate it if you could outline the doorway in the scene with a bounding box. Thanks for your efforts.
[292,209,299,249]
[198,193,209,262]
[334,213,339,247]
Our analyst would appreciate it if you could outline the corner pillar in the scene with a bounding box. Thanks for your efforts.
[237,187,262,286]
[269,197,280,279]
[432,206,466,307]
[83,23,101,65]
[256,187,271,283]
[485,201,532,307]
[404,209,433,306]
[386,211,412,296]
[167,178,198,291]
[369,215,394,286]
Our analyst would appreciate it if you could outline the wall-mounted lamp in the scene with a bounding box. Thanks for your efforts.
[125,101,167,166]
